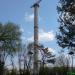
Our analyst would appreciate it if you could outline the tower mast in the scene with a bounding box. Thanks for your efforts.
[31,0,41,75]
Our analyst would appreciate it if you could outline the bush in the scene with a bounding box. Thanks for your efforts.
[39,67,50,75]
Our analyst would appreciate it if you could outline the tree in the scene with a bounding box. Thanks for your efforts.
[17,43,23,75]
[56,0,75,71]
[0,22,21,75]
[56,0,75,50]
[39,46,55,68]
[55,50,69,67]
[54,50,70,75]
[17,42,55,75]
[26,42,55,71]
[68,51,74,71]
[17,43,33,75]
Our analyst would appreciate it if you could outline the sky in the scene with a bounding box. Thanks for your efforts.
[0,0,60,54]
[0,0,75,68]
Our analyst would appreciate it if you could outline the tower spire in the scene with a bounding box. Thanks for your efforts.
[31,0,42,8]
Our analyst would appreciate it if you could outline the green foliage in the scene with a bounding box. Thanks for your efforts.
[0,61,4,75]
[39,67,69,75]
[3,67,75,75]
[10,70,17,75]
[0,22,21,53]
[56,0,75,49]
[39,67,50,75]
[0,22,21,75]
[24,69,30,75]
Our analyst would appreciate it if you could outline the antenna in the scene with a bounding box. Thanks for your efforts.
[31,0,42,8]
[36,0,42,4]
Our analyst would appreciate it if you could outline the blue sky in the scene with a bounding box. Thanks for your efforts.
[0,0,59,54]
[0,0,75,68]
[1,0,75,68]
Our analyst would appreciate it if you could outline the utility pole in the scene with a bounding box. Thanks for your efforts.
[31,0,41,75]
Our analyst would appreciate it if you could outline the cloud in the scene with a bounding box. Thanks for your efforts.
[27,29,55,42]
[48,48,56,54]
[21,36,26,41]
[20,27,24,32]
[25,13,34,22]
[25,12,42,22]
[39,29,55,42]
